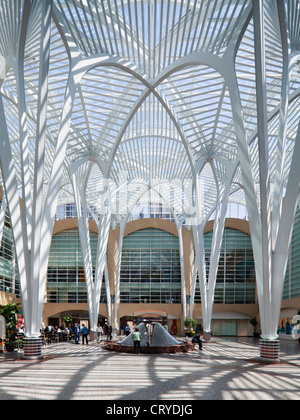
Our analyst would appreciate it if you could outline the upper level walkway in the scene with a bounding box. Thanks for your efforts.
[0,337,299,401]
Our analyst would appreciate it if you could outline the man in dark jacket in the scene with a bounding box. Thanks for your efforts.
[106,323,112,341]
[192,334,203,350]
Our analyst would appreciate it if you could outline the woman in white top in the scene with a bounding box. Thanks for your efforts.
[96,324,103,343]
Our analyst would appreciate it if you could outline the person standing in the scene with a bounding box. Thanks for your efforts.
[80,324,89,345]
[106,322,112,341]
[125,324,131,336]
[132,327,141,354]
[146,323,153,346]
[74,324,80,344]
[96,324,103,343]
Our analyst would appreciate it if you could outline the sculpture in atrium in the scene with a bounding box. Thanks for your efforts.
[105,323,194,353]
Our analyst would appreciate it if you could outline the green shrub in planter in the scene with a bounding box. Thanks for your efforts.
[0,303,21,351]
[184,318,198,337]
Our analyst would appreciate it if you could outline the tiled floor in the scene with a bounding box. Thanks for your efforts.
[0,337,299,400]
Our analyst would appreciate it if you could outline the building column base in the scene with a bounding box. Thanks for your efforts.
[89,331,96,342]
[259,339,280,362]
[23,338,43,360]
[203,331,211,342]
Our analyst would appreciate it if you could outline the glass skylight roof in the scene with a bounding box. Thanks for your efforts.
[1,0,300,227]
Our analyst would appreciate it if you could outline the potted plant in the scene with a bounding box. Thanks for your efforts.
[64,316,73,327]
[184,318,198,337]
[0,303,21,351]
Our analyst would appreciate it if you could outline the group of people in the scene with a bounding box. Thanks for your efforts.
[43,322,113,345]
[95,323,112,343]
[74,322,113,345]
[130,323,153,354]
[130,323,204,354]
[42,321,204,352]
[74,324,89,345]
[128,324,204,354]
[123,323,143,354]
[43,324,73,343]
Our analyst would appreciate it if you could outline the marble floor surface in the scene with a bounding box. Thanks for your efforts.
[0,337,299,401]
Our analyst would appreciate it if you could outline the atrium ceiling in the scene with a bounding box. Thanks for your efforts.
[1,0,300,226]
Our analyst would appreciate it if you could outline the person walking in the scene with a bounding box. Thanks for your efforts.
[96,324,103,343]
[106,322,112,341]
[80,324,89,345]
[132,327,141,354]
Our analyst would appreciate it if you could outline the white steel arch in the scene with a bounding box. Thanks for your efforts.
[0,0,300,359]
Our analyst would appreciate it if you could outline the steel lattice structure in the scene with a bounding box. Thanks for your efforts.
[1,0,300,358]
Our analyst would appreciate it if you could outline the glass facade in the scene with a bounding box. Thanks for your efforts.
[1,202,300,307]
[129,202,175,222]
[0,213,17,294]
[120,228,181,303]
[283,207,300,299]
[195,228,256,304]
[55,203,77,220]
[47,229,106,303]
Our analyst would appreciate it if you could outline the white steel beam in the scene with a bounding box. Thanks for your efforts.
[105,256,112,325]
[271,0,291,251]
[71,170,96,331]
[92,211,111,331]
[30,0,53,337]
[224,50,266,336]
[0,193,6,247]
[113,220,126,335]
[253,0,272,339]
[176,218,187,322]
[16,0,32,252]
[193,171,209,334]
[192,222,208,333]
[206,167,233,327]
[189,264,197,319]
[0,78,30,334]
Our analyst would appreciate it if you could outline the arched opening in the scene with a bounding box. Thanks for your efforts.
[120,310,180,335]
[47,310,107,331]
